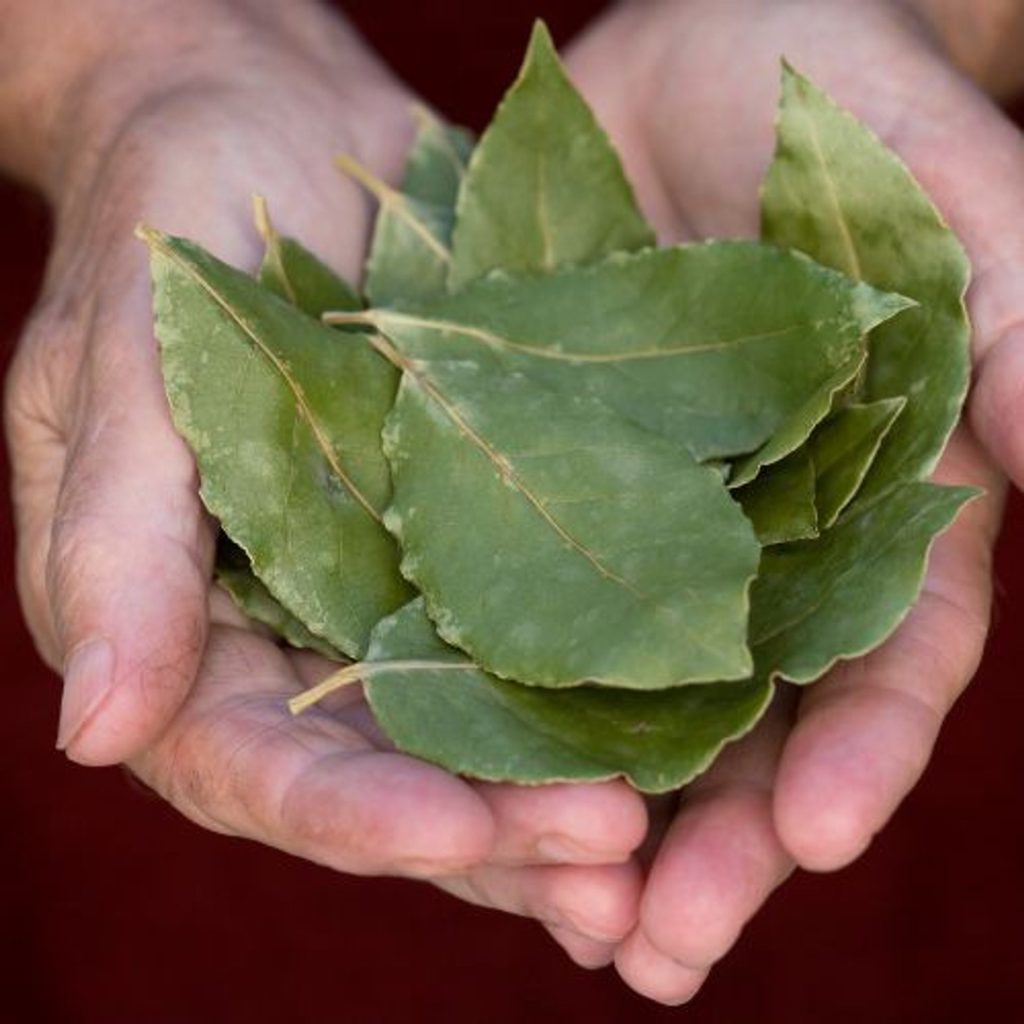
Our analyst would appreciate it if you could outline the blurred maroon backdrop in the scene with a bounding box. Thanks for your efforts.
[2,3,1022,1021]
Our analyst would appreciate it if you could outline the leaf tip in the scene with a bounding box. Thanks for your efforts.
[517,19,565,84]
[778,56,800,80]
[778,57,815,97]
[528,18,556,55]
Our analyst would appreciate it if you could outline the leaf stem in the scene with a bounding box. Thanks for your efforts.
[335,153,451,262]
[289,658,477,714]
[251,193,275,244]
[289,662,366,714]
[323,309,379,328]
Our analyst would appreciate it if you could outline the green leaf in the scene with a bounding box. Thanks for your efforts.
[734,398,904,543]
[727,355,864,487]
[735,448,818,545]
[810,399,905,528]
[142,228,412,657]
[219,196,367,653]
[211,198,366,658]
[344,243,913,461]
[294,599,773,794]
[338,154,454,309]
[402,106,474,207]
[253,195,361,314]
[215,536,342,659]
[750,482,976,683]
[761,64,970,499]
[375,338,760,689]
[345,111,474,309]
[449,20,654,289]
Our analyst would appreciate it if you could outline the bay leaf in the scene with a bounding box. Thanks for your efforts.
[735,448,818,545]
[142,227,412,657]
[293,599,774,794]
[342,243,913,461]
[449,20,654,289]
[761,64,970,500]
[377,341,760,689]
[253,194,362,314]
[750,481,976,683]
[215,535,341,659]
[211,197,364,654]
[727,355,865,487]
[343,111,473,309]
[810,398,905,528]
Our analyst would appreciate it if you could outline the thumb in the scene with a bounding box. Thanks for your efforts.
[955,99,1024,488]
[49,289,213,766]
[971,323,1024,490]
[886,76,1024,488]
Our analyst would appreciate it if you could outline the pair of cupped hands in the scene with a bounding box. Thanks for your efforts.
[7,0,1023,1005]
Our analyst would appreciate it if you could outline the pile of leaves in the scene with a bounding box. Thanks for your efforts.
[142,23,974,793]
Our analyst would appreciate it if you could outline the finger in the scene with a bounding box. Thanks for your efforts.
[774,429,1005,871]
[971,327,1024,490]
[132,624,497,877]
[4,315,71,662]
[437,859,642,945]
[286,654,649,868]
[473,780,648,867]
[47,279,214,766]
[615,691,793,1001]
[286,649,650,869]
[875,72,1024,489]
[613,931,708,1007]
[544,924,618,970]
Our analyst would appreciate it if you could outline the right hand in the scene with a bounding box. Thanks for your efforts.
[3,0,648,961]
[565,0,1021,1001]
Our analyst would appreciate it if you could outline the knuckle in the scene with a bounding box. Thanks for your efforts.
[6,282,100,449]
[13,540,60,669]
[132,608,206,715]
[45,517,110,609]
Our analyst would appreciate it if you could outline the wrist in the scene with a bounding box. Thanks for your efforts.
[881,0,1024,96]
[0,0,407,199]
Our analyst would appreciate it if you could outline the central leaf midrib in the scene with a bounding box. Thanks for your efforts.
[801,99,863,281]
[376,311,817,363]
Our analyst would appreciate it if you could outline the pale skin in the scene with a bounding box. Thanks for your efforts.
[2,0,1022,1007]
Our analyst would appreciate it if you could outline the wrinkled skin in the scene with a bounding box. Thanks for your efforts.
[4,0,1023,1008]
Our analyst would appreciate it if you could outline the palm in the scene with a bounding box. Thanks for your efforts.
[10,78,650,956]
[128,596,488,872]
[564,0,1015,1001]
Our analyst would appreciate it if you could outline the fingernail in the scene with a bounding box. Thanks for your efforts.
[57,638,115,752]
[536,835,620,865]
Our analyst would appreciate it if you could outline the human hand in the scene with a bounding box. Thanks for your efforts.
[564,0,1021,1001]
[2,0,648,946]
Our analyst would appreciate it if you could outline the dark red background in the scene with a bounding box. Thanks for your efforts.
[2,4,1023,1021]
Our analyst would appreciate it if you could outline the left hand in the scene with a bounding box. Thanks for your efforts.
[2,0,648,959]
[563,0,1021,1001]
